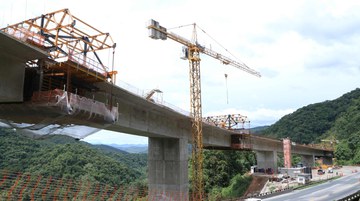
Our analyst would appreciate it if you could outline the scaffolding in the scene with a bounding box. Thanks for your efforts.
[0,9,119,135]
[1,8,117,84]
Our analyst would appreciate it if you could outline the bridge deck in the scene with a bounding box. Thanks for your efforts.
[0,31,48,61]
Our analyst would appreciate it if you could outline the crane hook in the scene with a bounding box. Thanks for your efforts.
[225,73,228,104]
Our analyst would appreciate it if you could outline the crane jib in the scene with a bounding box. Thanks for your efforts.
[147,19,261,77]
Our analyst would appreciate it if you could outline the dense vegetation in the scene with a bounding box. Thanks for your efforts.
[0,128,147,187]
[202,150,256,199]
[328,96,360,165]
[0,127,256,200]
[262,88,360,165]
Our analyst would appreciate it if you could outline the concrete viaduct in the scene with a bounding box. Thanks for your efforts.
[0,30,333,197]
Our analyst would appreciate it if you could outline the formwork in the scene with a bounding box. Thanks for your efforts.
[0,9,119,133]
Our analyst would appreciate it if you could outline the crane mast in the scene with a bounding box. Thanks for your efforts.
[188,45,204,198]
[147,19,260,199]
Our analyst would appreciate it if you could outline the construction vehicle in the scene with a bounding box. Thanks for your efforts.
[147,20,260,199]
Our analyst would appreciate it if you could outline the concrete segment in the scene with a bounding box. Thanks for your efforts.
[0,31,47,62]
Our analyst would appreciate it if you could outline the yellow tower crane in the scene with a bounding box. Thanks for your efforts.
[147,20,260,199]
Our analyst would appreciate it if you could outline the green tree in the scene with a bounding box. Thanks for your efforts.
[334,141,353,162]
[0,128,148,192]
[202,150,255,198]
[352,150,360,164]
[221,174,252,198]
[292,154,302,166]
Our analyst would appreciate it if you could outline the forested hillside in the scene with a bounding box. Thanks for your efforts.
[262,88,360,164]
[0,127,256,199]
[0,128,147,187]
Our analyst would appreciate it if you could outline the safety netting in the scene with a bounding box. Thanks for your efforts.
[31,89,119,123]
[0,170,201,201]
[0,89,118,139]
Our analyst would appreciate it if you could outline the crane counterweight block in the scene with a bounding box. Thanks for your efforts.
[148,19,167,40]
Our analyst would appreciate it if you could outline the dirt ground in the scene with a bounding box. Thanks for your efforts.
[243,174,271,197]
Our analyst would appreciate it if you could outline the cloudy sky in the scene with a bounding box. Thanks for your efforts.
[1,0,359,144]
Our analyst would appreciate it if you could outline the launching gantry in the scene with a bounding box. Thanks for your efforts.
[203,114,253,150]
[1,9,119,124]
[2,8,117,86]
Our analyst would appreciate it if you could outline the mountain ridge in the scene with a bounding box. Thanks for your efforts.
[262,88,360,143]
[262,88,360,164]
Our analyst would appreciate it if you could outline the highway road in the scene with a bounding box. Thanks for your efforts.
[263,171,360,201]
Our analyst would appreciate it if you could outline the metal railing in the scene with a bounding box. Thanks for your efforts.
[116,80,190,117]
[3,27,45,46]
[67,53,109,77]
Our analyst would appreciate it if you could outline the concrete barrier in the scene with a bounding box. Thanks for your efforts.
[337,190,360,201]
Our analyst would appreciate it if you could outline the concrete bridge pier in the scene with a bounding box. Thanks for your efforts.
[301,154,315,167]
[148,137,189,200]
[320,156,333,165]
[0,56,25,102]
[255,150,278,173]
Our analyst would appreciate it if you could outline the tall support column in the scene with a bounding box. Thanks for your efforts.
[256,150,278,174]
[38,59,44,92]
[0,57,25,102]
[301,154,315,167]
[283,138,292,168]
[322,157,333,165]
[148,137,188,200]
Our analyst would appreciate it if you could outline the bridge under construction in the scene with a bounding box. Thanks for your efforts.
[0,9,333,200]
